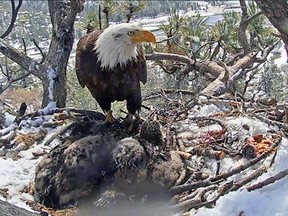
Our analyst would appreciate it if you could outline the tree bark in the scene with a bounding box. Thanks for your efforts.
[0,39,41,79]
[0,0,84,108]
[41,0,84,108]
[255,0,288,61]
[146,38,278,97]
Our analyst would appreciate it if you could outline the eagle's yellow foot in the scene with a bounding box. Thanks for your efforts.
[103,110,113,124]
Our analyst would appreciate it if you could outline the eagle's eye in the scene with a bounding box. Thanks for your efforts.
[127,31,135,36]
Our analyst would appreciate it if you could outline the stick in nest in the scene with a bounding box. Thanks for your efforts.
[170,185,218,212]
[247,168,288,192]
[170,135,281,195]
[43,121,77,146]
[230,166,267,191]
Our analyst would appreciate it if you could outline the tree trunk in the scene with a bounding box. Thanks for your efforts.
[0,0,84,108]
[41,0,83,108]
[41,29,71,108]
[104,12,109,27]
[255,0,288,61]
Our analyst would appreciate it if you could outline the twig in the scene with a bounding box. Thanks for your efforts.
[170,185,218,211]
[230,166,267,191]
[0,130,16,147]
[247,168,288,192]
[195,40,219,56]
[170,134,281,194]
[189,116,228,131]
[32,38,46,64]
[175,151,192,160]
[0,71,31,95]
[175,167,187,186]
[216,161,221,175]
[21,37,27,54]
[156,32,180,44]
[146,52,195,75]
[143,89,196,101]
[43,121,77,146]
[241,66,260,96]
[174,181,233,213]
[0,0,23,38]
[251,113,288,131]
[269,149,278,167]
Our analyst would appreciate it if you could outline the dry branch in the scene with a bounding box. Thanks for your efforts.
[0,39,42,79]
[230,166,267,191]
[190,147,225,160]
[247,168,288,192]
[146,52,195,75]
[175,168,187,186]
[0,72,31,95]
[0,131,16,148]
[175,151,192,160]
[170,185,218,211]
[32,38,46,64]
[0,0,23,39]
[170,133,281,194]
[238,0,251,53]
[43,121,77,146]
[251,113,288,131]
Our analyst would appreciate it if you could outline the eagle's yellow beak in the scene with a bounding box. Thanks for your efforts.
[130,30,156,44]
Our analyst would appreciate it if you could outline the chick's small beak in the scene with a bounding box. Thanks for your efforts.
[130,30,156,44]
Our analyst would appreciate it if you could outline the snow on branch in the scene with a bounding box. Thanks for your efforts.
[0,39,41,79]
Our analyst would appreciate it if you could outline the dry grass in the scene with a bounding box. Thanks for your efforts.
[0,87,42,112]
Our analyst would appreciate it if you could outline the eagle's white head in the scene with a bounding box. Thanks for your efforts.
[94,23,156,70]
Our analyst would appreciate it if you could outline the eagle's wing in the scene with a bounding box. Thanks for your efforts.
[136,45,148,84]
[75,30,102,88]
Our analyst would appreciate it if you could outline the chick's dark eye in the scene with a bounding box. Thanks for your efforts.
[127,31,134,36]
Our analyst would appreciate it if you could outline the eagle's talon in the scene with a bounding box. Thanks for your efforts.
[123,113,134,132]
[127,122,134,132]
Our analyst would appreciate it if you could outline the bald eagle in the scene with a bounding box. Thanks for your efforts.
[75,23,156,128]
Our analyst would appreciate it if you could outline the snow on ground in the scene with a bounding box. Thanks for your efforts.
[274,43,288,67]
[0,147,42,210]
[137,2,227,26]
[0,114,61,212]
[137,4,226,37]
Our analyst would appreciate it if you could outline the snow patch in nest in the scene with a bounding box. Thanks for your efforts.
[197,104,221,116]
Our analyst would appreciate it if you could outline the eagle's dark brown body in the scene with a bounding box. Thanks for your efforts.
[75,30,148,115]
